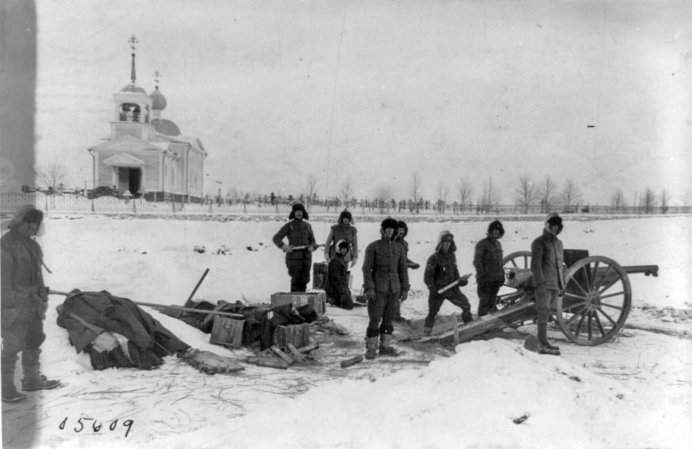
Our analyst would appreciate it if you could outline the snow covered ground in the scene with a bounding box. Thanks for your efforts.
[2,214,691,449]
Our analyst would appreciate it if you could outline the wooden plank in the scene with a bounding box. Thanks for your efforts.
[271,345,294,365]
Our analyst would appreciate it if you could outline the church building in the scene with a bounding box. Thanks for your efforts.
[88,37,206,202]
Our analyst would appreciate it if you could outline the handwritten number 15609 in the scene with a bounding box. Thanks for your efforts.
[59,417,134,437]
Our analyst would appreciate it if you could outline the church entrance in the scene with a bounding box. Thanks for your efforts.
[117,167,142,198]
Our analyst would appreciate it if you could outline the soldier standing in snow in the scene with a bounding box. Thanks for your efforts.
[324,240,354,310]
[423,231,473,336]
[272,203,317,292]
[392,220,416,322]
[323,209,358,268]
[1,205,61,403]
[362,218,409,359]
[473,220,505,317]
[530,213,564,356]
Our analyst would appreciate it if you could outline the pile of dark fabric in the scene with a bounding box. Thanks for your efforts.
[57,290,191,370]
[172,300,318,350]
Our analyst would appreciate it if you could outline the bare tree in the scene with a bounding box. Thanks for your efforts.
[539,176,557,213]
[456,177,474,213]
[37,160,68,191]
[477,176,499,213]
[514,175,536,214]
[338,176,355,209]
[409,171,422,214]
[659,189,669,214]
[373,185,393,214]
[560,178,583,213]
[435,180,450,214]
[304,175,318,210]
[610,188,627,212]
[640,187,657,214]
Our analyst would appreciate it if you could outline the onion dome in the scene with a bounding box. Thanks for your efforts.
[151,118,181,136]
[150,86,167,110]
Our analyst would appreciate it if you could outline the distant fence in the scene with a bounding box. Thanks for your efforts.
[1,192,689,219]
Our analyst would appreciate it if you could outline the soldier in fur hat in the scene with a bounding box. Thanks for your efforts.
[530,213,565,356]
[361,217,409,359]
[473,220,505,317]
[272,203,317,292]
[2,205,61,403]
[423,230,472,336]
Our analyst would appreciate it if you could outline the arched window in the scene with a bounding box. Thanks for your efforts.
[119,103,141,122]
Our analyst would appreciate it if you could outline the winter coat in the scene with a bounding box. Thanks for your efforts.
[272,219,316,260]
[530,230,565,289]
[362,237,409,294]
[325,224,358,259]
[424,249,466,291]
[473,237,504,284]
[395,236,409,255]
[325,255,351,303]
[1,230,46,317]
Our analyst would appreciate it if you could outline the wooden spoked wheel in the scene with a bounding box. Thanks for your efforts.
[502,251,532,271]
[556,255,632,345]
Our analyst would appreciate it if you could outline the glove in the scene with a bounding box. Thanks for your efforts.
[307,245,316,252]
[400,291,408,302]
[282,245,293,253]
[364,290,375,302]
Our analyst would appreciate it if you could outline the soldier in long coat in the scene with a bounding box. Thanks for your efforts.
[272,203,317,292]
[530,213,565,356]
[361,218,409,359]
[473,220,505,316]
[2,206,60,403]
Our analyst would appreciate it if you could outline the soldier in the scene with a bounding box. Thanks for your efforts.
[323,209,358,268]
[423,231,472,336]
[362,218,409,359]
[272,203,317,292]
[324,240,354,310]
[530,213,564,356]
[2,205,61,403]
[473,220,505,317]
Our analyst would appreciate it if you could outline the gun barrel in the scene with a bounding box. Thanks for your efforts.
[621,265,659,277]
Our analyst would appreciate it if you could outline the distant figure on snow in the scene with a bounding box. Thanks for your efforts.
[324,240,354,310]
[272,203,317,292]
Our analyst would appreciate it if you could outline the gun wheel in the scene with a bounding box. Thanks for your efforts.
[556,255,632,346]
[502,251,532,270]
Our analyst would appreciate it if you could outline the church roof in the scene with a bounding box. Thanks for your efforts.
[102,153,145,167]
[151,118,181,136]
[120,83,147,94]
[92,135,167,152]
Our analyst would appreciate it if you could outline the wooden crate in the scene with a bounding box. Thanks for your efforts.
[210,317,245,348]
[270,291,326,315]
[273,323,310,349]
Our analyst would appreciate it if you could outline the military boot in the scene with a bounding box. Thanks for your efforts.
[379,334,403,357]
[2,354,26,403]
[21,350,61,392]
[365,337,379,360]
[536,321,560,356]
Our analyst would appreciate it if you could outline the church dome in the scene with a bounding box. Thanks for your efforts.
[151,118,181,136]
[149,86,167,110]
[120,83,147,94]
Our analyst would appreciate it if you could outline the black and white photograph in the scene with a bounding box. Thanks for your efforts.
[1,1,691,448]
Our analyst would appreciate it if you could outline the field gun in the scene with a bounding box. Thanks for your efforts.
[424,249,659,346]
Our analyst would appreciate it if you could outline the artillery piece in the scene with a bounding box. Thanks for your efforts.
[424,249,658,346]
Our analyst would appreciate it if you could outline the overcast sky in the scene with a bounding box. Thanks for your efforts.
[34,0,692,205]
